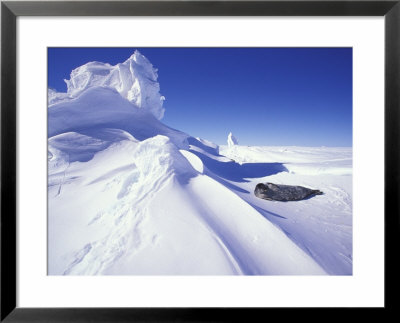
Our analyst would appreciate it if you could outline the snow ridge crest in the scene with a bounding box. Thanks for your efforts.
[50,50,165,120]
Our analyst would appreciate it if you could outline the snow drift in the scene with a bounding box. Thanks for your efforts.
[48,52,352,275]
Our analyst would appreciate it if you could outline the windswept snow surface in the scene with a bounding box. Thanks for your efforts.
[48,53,352,276]
[220,145,352,275]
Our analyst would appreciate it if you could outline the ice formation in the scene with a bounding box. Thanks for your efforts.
[49,50,165,120]
[227,132,239,147]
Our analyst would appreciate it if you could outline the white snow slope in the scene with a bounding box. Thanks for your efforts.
[48,52,352,275]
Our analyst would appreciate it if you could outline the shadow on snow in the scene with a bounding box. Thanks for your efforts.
[190,149,288,183]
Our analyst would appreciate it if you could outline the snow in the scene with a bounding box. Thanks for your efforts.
[227,132,238,147]
[48,86,188,149]
[220,145,352,275]
[48,52,352,276]
[48,88,70,105]
[50,50,165,120]
[180,149,204,174]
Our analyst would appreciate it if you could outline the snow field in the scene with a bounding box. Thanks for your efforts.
[48,51,352,275]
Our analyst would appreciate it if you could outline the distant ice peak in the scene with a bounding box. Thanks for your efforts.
[51,50,165,120]
[227,132,238,147]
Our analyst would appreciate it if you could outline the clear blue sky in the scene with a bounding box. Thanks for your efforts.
[48,48,352,147]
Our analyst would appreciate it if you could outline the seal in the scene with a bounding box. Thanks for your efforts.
[254,182,323,201]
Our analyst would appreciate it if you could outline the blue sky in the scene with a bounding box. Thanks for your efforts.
[48,48,352,147]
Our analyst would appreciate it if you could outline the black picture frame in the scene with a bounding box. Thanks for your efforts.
[1,0,399,321]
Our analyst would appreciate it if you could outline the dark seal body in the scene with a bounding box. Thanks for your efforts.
[254,183,323,201]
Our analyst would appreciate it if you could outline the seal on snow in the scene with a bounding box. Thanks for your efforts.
[254,182,323,201]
